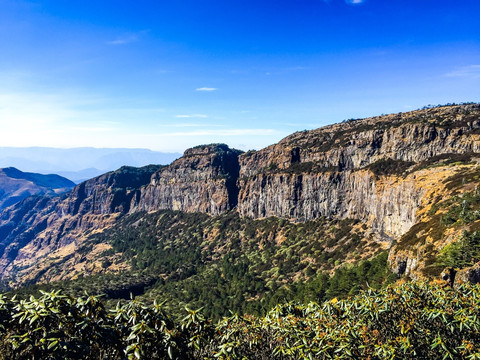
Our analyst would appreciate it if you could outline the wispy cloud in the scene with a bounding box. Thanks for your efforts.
[195,87,218,92]
[107,35,139,45]
[233,66,308,77]
[166,129,278,136]
[71,126,114,132]
[345,0,365,4]
[0,71,284,151]
[107,30,149,45]
[165,123,225,128]
[175,114,208,118]
[445,65,480,79]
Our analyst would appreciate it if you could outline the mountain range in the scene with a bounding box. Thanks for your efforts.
[1,103,479,317]
[0,147,181,183]
[0,167,75,211]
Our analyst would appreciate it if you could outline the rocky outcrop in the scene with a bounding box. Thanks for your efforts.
[438,263,480,287]
[0,145,245,282]
[454,262,480,286]
[62,165,161,216]
[131,144,242,215]
[127,104,480,239]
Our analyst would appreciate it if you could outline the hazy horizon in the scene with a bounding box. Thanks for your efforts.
[0,0,479,152]
[0,146,181,182]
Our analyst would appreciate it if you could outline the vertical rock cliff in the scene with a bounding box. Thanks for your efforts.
[131,144,242,215]
[237,170,424,239]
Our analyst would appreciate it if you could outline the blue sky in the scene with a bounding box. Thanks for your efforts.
[0,0,479,152]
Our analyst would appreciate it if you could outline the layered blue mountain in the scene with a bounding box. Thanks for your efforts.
[0,147,181,183]
[0,167,75,210]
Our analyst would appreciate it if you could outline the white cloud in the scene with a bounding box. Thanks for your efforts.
[346,0,365,4]
[159,123,225,128]
[175,114,208,118]
[107,30,149,45]
[195,87,218,92]
[445,65,480,79]
[107,35,138,45]
[165,129,278,137]
[0,89,285,152]
[71,126,114,132]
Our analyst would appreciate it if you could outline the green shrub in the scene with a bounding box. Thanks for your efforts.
[1,281,479,359]
[437,230,480,269]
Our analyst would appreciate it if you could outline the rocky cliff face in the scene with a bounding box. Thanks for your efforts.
[237,104,480,239]
[131,144,242,215]
[237,170,424,239]
[127,104,480,240]
[63,165,161,216]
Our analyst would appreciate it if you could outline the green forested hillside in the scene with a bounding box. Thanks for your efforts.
[10,210,394,320]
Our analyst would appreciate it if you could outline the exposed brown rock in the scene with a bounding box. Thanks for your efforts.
[131,144,242,215]
[454,262,480,286]
[237,170,423,240]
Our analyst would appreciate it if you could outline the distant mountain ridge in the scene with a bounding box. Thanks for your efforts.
[0,147,181,182]
[0,167,75,211]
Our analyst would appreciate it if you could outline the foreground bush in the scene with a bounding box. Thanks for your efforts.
[0,281,479,359]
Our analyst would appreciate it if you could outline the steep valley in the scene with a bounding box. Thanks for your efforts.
[1,103,480,317]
